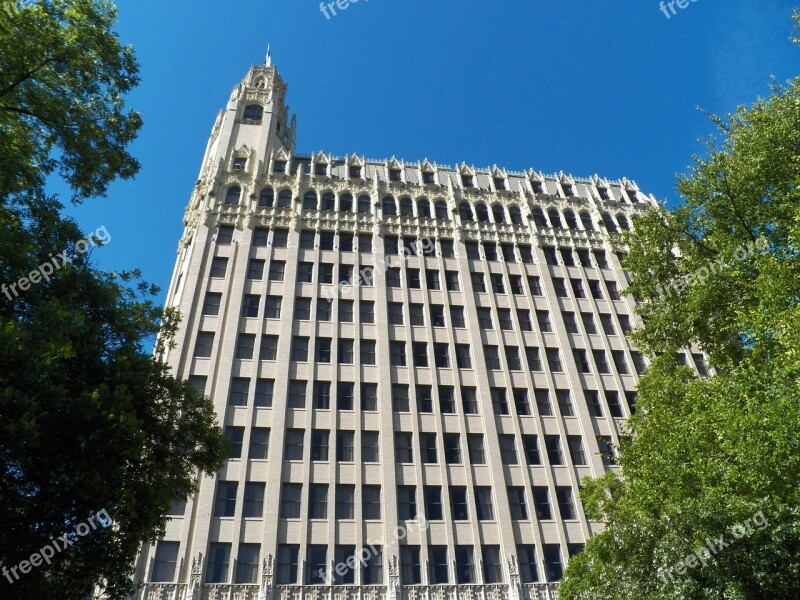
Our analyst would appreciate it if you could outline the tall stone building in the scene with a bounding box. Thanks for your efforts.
[131,60,686,600]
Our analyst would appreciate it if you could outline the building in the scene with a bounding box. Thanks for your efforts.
[131,60,667,600]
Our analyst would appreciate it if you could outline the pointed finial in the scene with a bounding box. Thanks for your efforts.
[266,44,272,67]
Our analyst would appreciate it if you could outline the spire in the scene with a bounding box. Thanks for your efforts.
[265,44,272,68]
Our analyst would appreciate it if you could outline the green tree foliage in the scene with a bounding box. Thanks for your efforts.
[0,3,228,598]
[559,15,800,600]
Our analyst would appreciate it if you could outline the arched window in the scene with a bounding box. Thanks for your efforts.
[340,194,353,212]
[492,203,506,224]
[382,196,397,216]
[358,195,371,214]
[532,208,548,228]
[476,203,490,222]
[417,198,431,218]
[459,202,474,222]
[435,201,449,220]
[320,192,335,211]
[580,212,594,231]
[509,205,523,225]
[400,197,413,217]
[548,209,563,229]
[258,187,274,208]
[617,214,631,231]
[564,210,578,229]
[224,186,241,206]
[303,191,318,210]
[243,105,263,120]
[602,213,618,233]
[277,190,292,208]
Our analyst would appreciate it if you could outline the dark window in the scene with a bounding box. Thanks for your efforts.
[450,486,469,520]
[207,543,231,583]
[523,435,541,465]
[214,481,237,517]
[194,332,215,358]
[508,487,529,520]
[335,485,355,519]
[210,257,228,278]
[424,486,443,520]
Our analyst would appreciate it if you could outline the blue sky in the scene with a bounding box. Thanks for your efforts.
[66,0,798,308]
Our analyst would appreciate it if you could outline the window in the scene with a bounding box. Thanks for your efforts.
[277,545,299,585]
[234,334,255,360]
[593,350,610,374]
[537,310,552,332]
[523,435,541,465]
[280,483,303,519]
[543,247,558,266]
[363,485,382,520]
[202,292,222,316]
[434,343,450,368]
[528,276,543,295]
[416,386,433,413]
[228,377,250,406]
[338,299,354,323]
[439,386,456,413]
[207,543,231,583]
[518,545,539,583]
[242,483,265,518]
[315,337,331,363]
[424,486,443,520]
[319,232,335,250]
[217,225,234,244]
[299,231,315,250]
[360,300,375,323]
[553,278,568,298]
[420,433,437,464]
[462,388,479,414]
[632,351,647,375]
[450,306,465,327]
[498,308,513,330]
[508,487,529,520]
[225,427,244,458]
[284,429,304,460]
[249,428,270,459]
[319,263,334,284]
[484,243,498,261]
[247,259,265,280]
[593,250,608,268]
[533,487,552,520]
[586,390,603,417]
[188,376,206,395]
[428,546,449,584]
[360,383,378,412]
[401,546,422,585]
[588,279,604,299]
[387,302,404,325]
[468,434,486,464]
[514,388,531,415]
[334,545,356,585]
[426,269,441,290]
[560,248,575,266]
[361,340,376,365]
[294,297,311,320]
[398,486,417,521]
[308,484,328,519]
[306,546,327,585]
[335,485,355,520]
[455,344,472,369]
[337,383,354,411]
[444,434,462,464]
[505,346,522,370]
[392,385,410,412]
[619,314,633,333]
[435,201,448,219]
[581,313,597,334]
[471,272,486,293]
[612,350,629,374]
[556,390,575,416]
[568,436,587,466]
[501,243,515,262]
[268,261,285,281]
[450,486,469,520]
[544,545,564,581]
[491,387,509,415]
[455,546,475,584]
[606,391,624,417]
[390,342,407,366]
[499,435,518,465]
[151,541,179,582]
[526,347,543,371]
[574,349,591,373]
[313,381,331,409]
[519,245,534,263]
[535,389,553,416]
[465,242,480,259]
[474,487,494,521]
[311,430,329,461]
[485,346,501,371]
[362,432,380,463]
[339,232,354,251]
[386,268,401,288]
[384,236,399,256]
[194,332,215,358]
[440,239,455,257]
[395,432,414,463]
[606,281,621,300]
[563,311,579,334]
[265,297,282,320]
[214,481,237,517]
[358,233,373,252]
[693,353,709,376]
[290,337,308,362]
[210,257,228,278]
[297,262,313,283]
[545,435,564,465]
[482,546,503,584]
[546,348,563,372]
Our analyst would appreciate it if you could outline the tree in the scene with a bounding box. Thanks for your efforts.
[0,3,228,598]
[559,14,800,600]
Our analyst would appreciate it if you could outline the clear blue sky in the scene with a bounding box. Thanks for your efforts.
[66,0,798,309]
